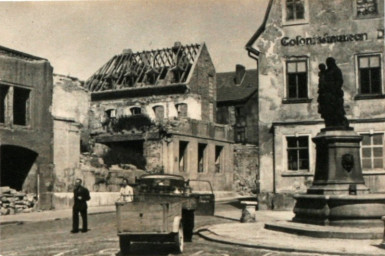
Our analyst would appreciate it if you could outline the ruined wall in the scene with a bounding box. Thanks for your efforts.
[253,0,385,207]
[0,53,54,209]
[188,44,216,122]
[233,144,259,194]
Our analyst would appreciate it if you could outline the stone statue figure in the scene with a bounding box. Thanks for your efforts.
[317,57,349,129]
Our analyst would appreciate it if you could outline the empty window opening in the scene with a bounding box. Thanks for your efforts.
[130,107,142,115]
[287,60,308,99]
[153,105,165,120]
[235,127,246,144]
[358,55,382,95]
[215,146,224,173]
[13,87,30,126]
[361,133,384,169]
[0,85,9,123]
[176,103,188,118]
[287,136,309,171]
[198,143,207,173]
[179,141,189,172]
[105,109,116,119]
[103,141,146,170]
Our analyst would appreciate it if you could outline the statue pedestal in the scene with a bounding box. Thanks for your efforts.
[292,129,385,226]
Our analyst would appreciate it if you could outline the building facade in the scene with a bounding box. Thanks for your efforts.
[246,0,385,209]
[84,42,234,191]
[0,46,54,210]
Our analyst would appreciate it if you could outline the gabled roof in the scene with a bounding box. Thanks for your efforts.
[84,42,202,92]
[245,0,274,57]
[217,69,257,103]
[0,45,46,61]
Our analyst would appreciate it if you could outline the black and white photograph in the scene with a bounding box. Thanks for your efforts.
[0,0,384,255]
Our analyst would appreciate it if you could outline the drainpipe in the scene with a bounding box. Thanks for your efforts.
[36,164,40,209]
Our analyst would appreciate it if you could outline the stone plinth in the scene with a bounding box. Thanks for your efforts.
[308,129,369,195]
[240,201,258,223]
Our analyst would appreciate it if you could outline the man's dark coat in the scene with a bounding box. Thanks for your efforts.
[73,185,91,210]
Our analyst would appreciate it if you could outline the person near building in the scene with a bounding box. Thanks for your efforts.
[71,178,91,233]
[119,178,134,202]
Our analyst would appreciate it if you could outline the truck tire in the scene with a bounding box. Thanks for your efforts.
[174,223,184,253]
[119,236,130,255]
[182,209,194,242]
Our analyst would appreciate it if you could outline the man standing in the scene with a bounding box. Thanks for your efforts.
[71,178,91,233]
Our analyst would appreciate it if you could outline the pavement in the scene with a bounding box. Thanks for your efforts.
[1,202,385,255]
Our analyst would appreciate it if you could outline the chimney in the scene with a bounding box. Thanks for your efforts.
[122,49,133,55]
[235,64,246,84]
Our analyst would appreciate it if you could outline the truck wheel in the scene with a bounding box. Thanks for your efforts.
[174,223,184,253]
[119,236,130,255]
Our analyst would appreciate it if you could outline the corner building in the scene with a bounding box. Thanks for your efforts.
[246,0,385,209]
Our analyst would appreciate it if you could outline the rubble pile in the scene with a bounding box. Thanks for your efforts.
[0,187,37,215]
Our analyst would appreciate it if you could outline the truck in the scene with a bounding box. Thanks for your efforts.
[116,174,215,254]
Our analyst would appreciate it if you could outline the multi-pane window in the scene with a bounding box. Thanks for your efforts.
[198,143,207,173]
[287,136,309,171]
[361,133,384,169]
[286,0,305,21]
[286,61,308,99]
[13,87,30,126]
[356,0,378,16]
[215,146,224,173]
[179,141,189,172]
[358,55,382,95]
[0,85,9,123]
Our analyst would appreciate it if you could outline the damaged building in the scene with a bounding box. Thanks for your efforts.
[0,45,54,210]
[83,42,234,192]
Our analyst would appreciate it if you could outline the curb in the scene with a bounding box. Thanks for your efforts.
[196,227,385,256]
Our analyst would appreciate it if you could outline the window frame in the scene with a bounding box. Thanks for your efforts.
[281,0,309,26]
[354,0,383,20]
[284,58,310,101]
[197,143,208,173]
[284,135,311,172]
[355,53,383,98]
[358,131,385,172]
[215,145,224,174]
[179,141,189,173]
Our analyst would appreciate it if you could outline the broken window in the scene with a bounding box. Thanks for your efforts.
[361,133,384,169]
[176,103,188,118]
[198,143,207,173]
[153,105,164,120]
[179,141,189,172]
[286,60,308,99]
[130,107,141,115]
[13,87,30,126]
[358,55,382,95]
[215,146,224,173]
[0,85,9,123]
[287,136,309,171]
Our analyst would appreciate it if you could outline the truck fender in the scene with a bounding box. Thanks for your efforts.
[172,216,182,233]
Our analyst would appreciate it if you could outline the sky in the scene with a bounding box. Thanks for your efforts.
[0,0,268,81]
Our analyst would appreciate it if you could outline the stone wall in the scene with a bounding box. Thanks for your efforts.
[233,144,259,195]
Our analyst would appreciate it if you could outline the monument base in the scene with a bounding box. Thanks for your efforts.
[292,194,385,227]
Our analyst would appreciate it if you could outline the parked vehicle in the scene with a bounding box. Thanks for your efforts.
[116,174,215,254]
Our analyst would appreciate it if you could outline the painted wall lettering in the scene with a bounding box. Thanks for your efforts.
[281,33,368,46]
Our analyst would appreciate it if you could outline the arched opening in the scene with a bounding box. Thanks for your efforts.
[0,145,38,191]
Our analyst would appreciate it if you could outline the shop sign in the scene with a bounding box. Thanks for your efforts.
[281,33,368,46]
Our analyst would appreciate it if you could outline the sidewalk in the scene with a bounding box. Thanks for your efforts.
[203,207,385,256]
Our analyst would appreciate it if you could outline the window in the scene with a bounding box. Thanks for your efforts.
[282,0,308,25]
[198,143,207,173]
[235,127,246,144]
[176,103,187,118]
[286,60,308,99]
[130,107,141,115]
[153,105,164,120]
[0,85,9,123]
[358,55,382,95]
[361,133,384,169]
[356,0,378,16]
[215,146,224,173]
[105,109,116,119]
[13,87,30,126]
[179,141,189,172]
[287,136,309,171]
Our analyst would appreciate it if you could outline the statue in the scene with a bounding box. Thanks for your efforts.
[317,57,349,129]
